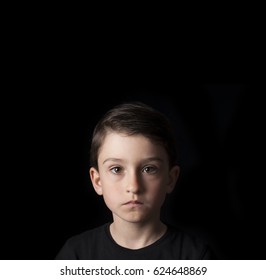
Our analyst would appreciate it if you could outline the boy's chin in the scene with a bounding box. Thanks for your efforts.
[119,213,154,224]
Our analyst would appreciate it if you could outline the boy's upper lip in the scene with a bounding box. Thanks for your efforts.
[123,200,143,205]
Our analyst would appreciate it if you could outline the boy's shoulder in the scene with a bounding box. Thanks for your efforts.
[165,224,216,259]
[67,223,108,244]
[55,223,109,259]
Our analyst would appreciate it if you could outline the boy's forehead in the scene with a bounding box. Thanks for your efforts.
[99,132,167,162]
[101,132,154,148]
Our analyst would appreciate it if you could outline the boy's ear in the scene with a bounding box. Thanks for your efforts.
[166,165,180,194]
[89,167,103,196]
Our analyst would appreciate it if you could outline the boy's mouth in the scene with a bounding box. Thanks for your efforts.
[123,200,143,205]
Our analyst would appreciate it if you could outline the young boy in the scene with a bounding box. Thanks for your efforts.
[55,101,214,259]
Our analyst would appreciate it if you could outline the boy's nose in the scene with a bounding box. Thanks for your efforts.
[126,172,141,194]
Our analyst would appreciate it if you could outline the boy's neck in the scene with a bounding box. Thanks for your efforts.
[109,219,167,250]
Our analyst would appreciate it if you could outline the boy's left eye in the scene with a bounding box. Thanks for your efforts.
[142,166,157,174]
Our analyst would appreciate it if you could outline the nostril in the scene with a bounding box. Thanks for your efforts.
[127,186,141,194]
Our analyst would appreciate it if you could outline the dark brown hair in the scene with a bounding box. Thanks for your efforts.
[89,101,178,169]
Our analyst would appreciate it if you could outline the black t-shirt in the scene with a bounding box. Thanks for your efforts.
[55,223,214,260]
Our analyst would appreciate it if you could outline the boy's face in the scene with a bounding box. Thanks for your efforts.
[90,132,179,225]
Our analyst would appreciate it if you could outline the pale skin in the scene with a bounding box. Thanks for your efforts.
[90,132,180,249]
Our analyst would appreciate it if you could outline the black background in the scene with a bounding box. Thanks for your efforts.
[2,83,265,260]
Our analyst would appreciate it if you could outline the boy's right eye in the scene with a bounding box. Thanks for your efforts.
[110,166,122,174]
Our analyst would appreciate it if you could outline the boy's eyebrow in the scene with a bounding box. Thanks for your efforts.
[102,157,163,165]
[102,158,123,165]
[142,157,164,163]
